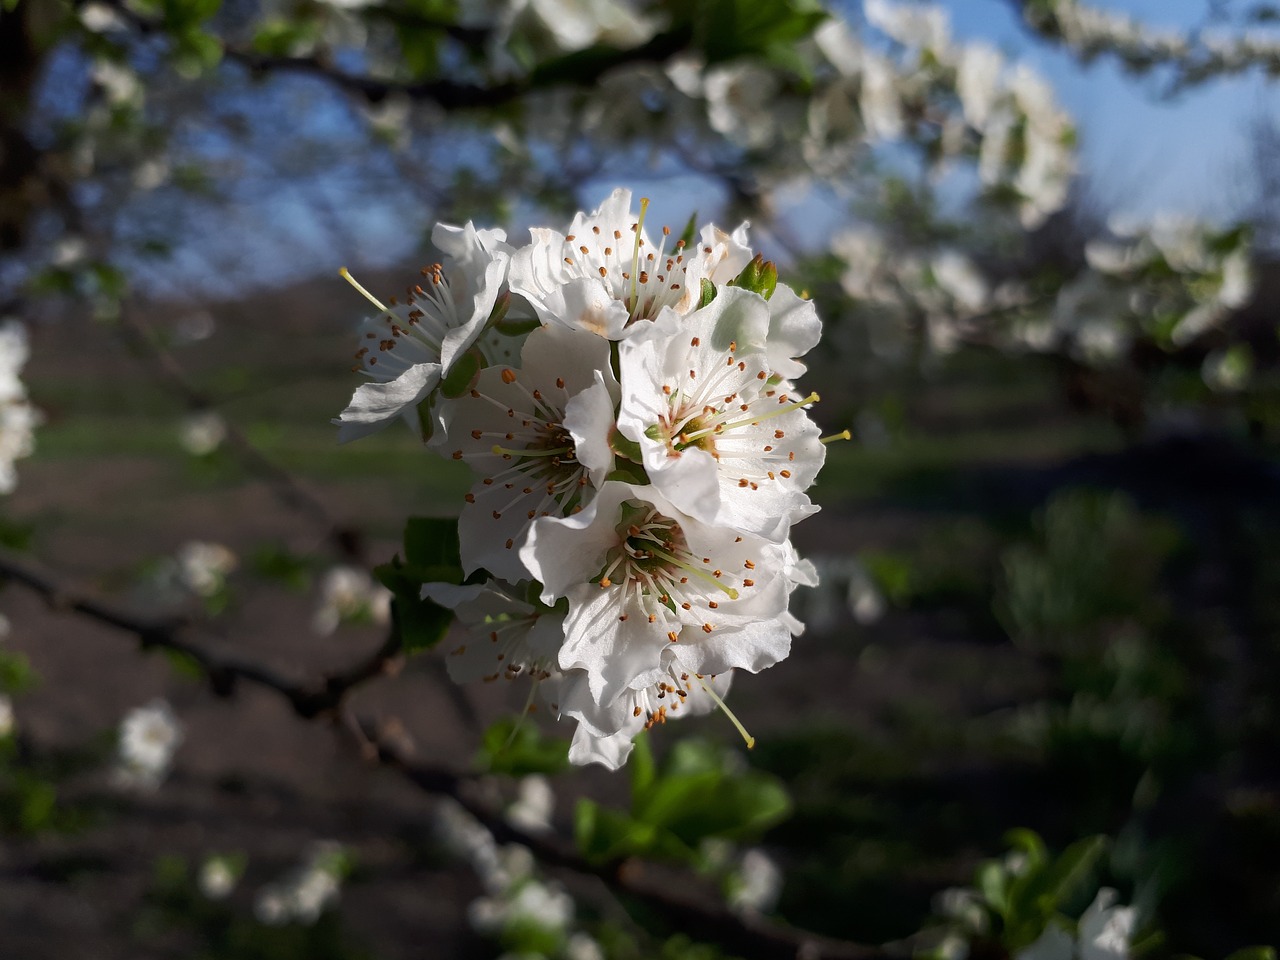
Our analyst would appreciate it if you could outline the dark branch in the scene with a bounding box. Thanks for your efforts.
[0,544,893,960]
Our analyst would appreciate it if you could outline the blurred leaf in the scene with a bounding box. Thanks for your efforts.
[478,718,570,776]
[249,544,313,592]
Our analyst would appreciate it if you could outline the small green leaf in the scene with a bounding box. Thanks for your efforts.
[698,279,717,309]
[403,516,463,574]
[610,428,644,463]
[1224,947,1277,960]
[440,349,482,398]
[478,718,570,776]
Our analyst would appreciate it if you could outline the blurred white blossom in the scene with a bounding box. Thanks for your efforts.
[727,848,783,915]
[254,841,349,926]
[177,541,237,598]
[198,855,241,900]
[506,774,555,835]
[113,699,184,790]
[312,565,392,635]
[0,694,13,738]
[178,410,227,456]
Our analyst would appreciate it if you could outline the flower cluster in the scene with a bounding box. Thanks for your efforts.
[336,190,832,769]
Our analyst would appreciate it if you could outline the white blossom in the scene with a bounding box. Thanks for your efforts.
[615,286,824,541]
[727,848,783,915]
[506,774,555,834]
[522,481,800,705]
[313,565,391,635]
[335,222,511,442]
[439,322,617,582]
[0,321,40,494]
[509,187,732,339]
[177,541,237,598]
[424,580,563,685]
[113,699,184,790]
[198,856,240,900]
[178,410,226,456]
[254,841,348,926]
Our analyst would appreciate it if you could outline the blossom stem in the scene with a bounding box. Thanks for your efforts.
[338,267,388,313]
[698,677,755,749]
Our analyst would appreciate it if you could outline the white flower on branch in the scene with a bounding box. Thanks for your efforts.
[113,699,184,790]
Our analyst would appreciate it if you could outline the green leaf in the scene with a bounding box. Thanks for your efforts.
[977,859,1009,917]
[403,516,463,574]
[677,211,699,250]
[385,583,452,654]
[478,718,570,776]
[1225,948,1277,960]
[629,730,656,800]
[575,798,656,863]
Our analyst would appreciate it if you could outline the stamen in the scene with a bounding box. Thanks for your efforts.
[339,267,388,313]
[681,392,820,445]
[629,198,650,317]
[647,547,739,599]
[821,429,853,444]
[698,677,755,749]
[491,444,574,458]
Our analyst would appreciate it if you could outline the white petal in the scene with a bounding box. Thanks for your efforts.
[334,364,439,442]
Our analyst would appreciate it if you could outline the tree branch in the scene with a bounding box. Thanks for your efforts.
[0,544,893,960]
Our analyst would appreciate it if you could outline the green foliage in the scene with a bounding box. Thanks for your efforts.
[477,718,571,776]
[0,651,36,695]
[949,830,1112,952]
[373,516,465,654]
[248,544,314,592]
[672,0,827,67]
[575,736,791,865]
[251,18,323,58]
[997,489,1180,654]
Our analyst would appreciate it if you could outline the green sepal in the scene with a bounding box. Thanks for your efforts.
[698,279,717,309]
[486,290,512,329]
[610,427,645,462]
[440,349,482,398]
[728,253,778,300]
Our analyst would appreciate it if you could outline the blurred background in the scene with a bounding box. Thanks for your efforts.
[0,0,1278,958]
